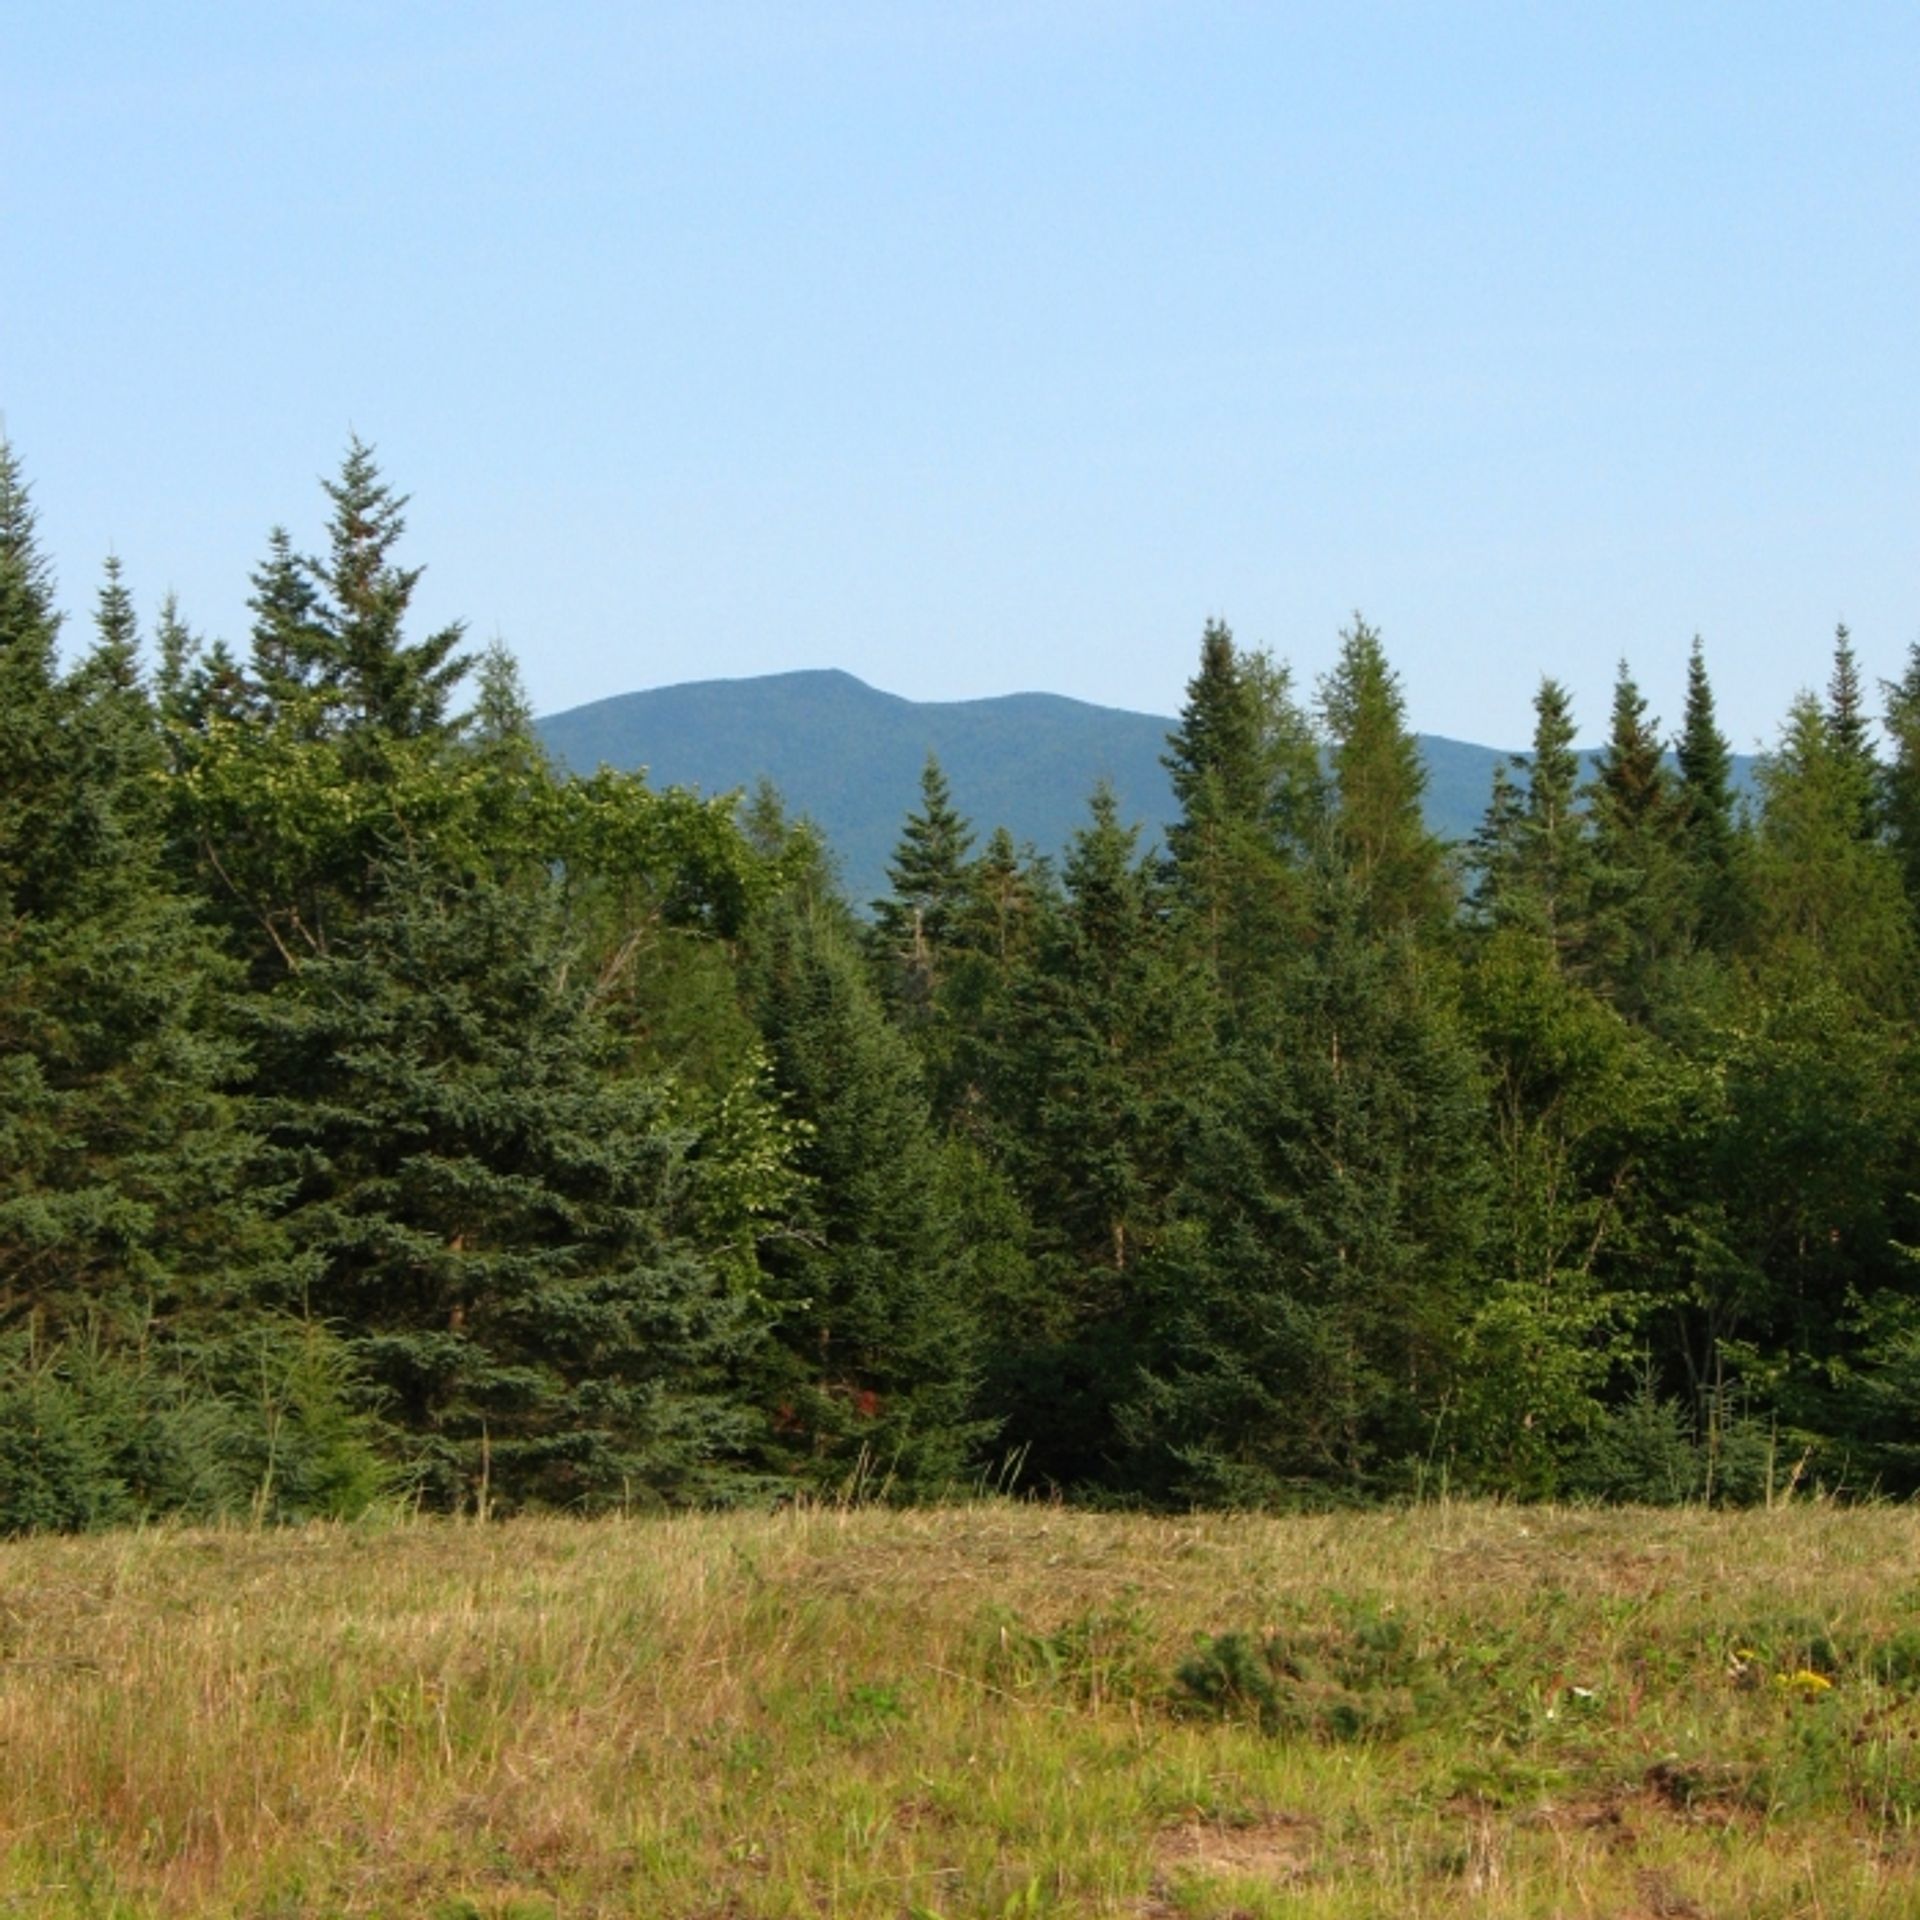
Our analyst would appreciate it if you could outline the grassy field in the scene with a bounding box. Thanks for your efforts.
[3,1502,1919,1917]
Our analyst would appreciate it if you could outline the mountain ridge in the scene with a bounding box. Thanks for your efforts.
[535,669,1741,907]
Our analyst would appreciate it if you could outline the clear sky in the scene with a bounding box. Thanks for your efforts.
[6,1,1916,750]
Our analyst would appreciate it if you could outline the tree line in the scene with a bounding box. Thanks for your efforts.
[5,438,1919,1529]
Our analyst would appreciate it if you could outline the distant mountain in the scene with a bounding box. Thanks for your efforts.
[536,670,1750,908]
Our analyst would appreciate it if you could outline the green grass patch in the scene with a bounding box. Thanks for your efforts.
[3,1502,1919,1915]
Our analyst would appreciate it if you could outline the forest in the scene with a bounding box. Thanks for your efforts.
[5,437,1920,1531]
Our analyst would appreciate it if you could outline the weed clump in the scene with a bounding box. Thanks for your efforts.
[977,1591,1156,1705]
[1172,1602,1438,1742]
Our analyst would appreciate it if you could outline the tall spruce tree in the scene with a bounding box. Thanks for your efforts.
[1884,639,1920,912]
[1473,679,1594,969]
[748,895,991,1494]
[310,439,471,755]
[1748,693,1909,1013]
[1128,863,1486,1501]
[1162,621,1323,1000]
[174,444,481,973]
[260,857,768,1511]
[1582,663,1686,1009]
[1821,624,1879,842]
[1319,617,1451,935]
[871,753,975,1018]
[1675,636,1743,948]
[972,786,1215,1489]
[0,457,377,1529]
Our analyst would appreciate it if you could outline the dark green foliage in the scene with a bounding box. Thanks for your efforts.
[0,462,291,1353]
[0,1324,388,1535]
[1174,1606,1436,1740]
[1130,866,1488,1503]
[304,438,471,752]
[1882,639,1920,909]
[1566,1373,1781,1506]
[1675,636,1744,948]
[1582,663,1688,1009]
[8,430,1920,1528]
[1496,679,1594,968]
[747,896,994,1495]
[871,753,975,1017]
[259,861,766,1511]
[1163,621,1324,1001]
[1825,623,1875,823]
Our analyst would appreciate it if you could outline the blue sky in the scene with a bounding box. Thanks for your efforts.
[5,2,1916,750]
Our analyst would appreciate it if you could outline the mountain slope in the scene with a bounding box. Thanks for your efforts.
[539,670,1177,904]
[536,670,1745,907]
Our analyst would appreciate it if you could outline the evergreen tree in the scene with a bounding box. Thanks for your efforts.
[871,753,975,1008]
[935,826,1050,1136]
[1013,787,1206,1280]
[1474,679,1594,969]
[1826,624,1873,792]
[1674,636,1743,948]
[0,457,376,1527]
[974,786,1214,1488]
[953,826,1044,968]
[1748,693,1909,1013]
[1884,638,1920,910]
[246,526,329,725]
[748,896,991,1494]
[311,439,471,755]
[1163,619,1267,844]
[1456,926,1654,1492]
[172,444,482,973]
[1319,616,1450,934]
[1129,865,1486,1501]
[1163,621,1324,999]
[1582,663,1686,1009]
[1468,762,1524,926]
[261,858,768,1510]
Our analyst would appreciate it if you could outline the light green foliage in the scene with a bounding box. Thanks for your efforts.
[1454,928,1652,1491]
[1748,692,1910,1011]
[1320,615,1452,934]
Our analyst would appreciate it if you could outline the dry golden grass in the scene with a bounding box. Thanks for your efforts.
[2,1500,1919,1916]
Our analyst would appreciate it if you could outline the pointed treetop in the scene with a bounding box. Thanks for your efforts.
[248,524,329,713]
[472,639,536,744]
[1164,617,1264,823]
[873,752,976,971]
[1825,626,1877,833]
[313,437,472,744]
[82,553,144,699]
[1523,678,1580,834]
[1319,615,1448,930]
[1827,624,1865,749]
[1589,661,1667,831]
[1676,636,1733,817]
[0,437,60,664]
